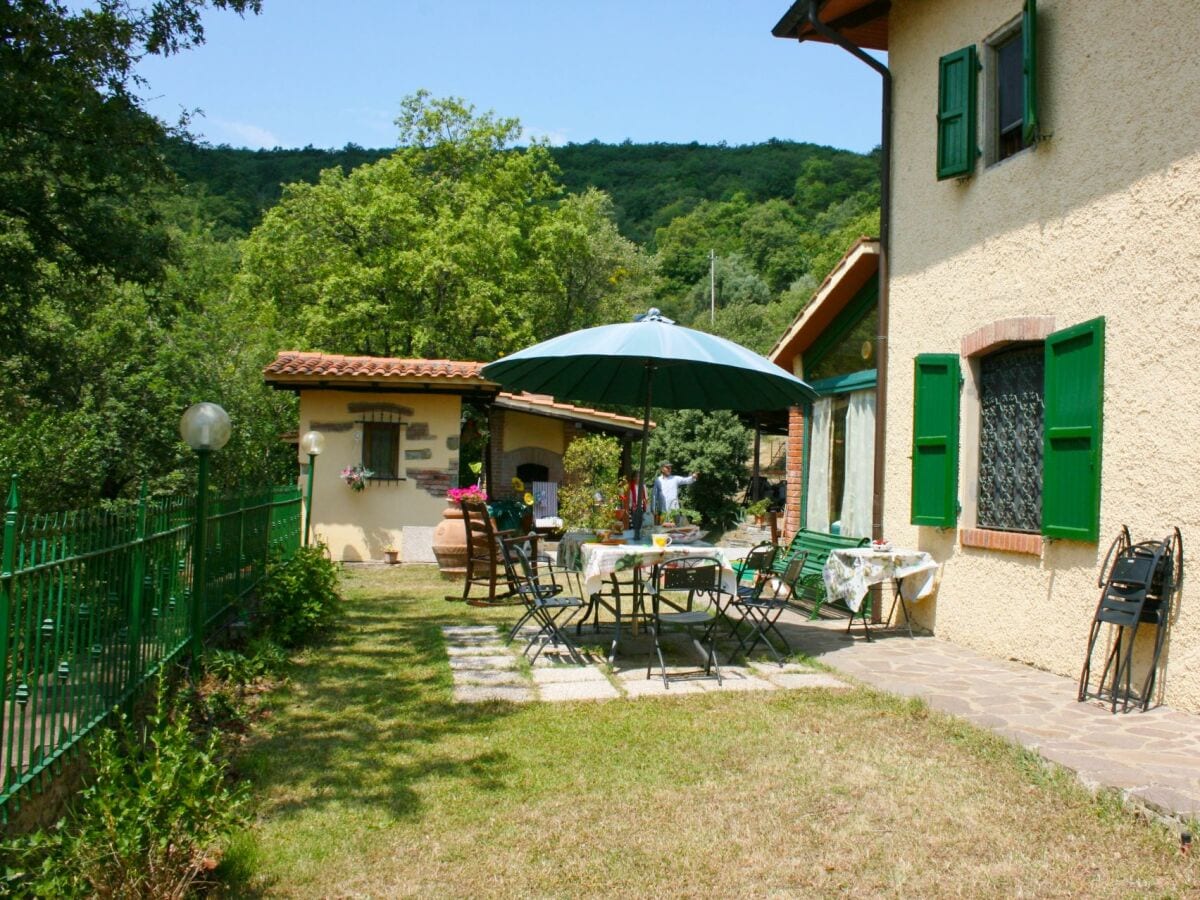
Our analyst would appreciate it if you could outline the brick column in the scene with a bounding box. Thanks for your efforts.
[487,408,506,498]
[785,405,807,541]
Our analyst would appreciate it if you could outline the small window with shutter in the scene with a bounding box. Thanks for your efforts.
[984,1,1038,165]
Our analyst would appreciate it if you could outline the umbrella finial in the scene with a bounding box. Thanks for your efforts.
[634,308,675,324]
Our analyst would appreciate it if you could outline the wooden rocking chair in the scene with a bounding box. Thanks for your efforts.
[453,498,522,606]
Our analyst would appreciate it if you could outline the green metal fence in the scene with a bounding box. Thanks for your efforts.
[0,476,302,818]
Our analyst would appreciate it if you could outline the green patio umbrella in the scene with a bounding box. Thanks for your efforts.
[481,309,817,538]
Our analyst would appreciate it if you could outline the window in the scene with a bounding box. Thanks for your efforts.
[985,1,1038,165]
[977,346,1044,532]
[911,318,1105,543]
[362,421,401,480]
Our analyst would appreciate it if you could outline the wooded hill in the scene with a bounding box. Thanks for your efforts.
[164,138,879,245]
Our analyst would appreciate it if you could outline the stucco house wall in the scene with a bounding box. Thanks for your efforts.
[300,390,462,563]
[883,0,1200,709]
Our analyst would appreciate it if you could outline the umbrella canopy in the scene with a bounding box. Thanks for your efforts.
[481,310,816,539]
[481,309,816,411]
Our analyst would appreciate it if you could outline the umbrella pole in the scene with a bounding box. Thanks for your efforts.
[633,363,655,542]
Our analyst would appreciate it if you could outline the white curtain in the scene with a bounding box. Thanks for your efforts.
[839,389,876,539]
[805,398,832,532]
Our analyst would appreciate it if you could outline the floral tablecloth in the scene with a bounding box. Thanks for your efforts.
[822,547,940,613]
[557,533,748,597]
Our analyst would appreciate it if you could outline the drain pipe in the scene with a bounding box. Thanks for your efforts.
[804,0,892,548]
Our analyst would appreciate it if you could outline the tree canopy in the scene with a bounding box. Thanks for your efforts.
[239,93,653,360]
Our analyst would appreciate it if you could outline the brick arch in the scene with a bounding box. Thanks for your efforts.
[961,316,1056,358]
[497,446,563,496]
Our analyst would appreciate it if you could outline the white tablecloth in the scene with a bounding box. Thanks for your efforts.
[561,538,748,598]
[822,547,940,613]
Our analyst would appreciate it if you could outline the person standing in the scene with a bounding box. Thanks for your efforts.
[652,461,698,523]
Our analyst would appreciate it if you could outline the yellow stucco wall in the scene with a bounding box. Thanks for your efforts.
[299,391,462,562]
[885,0,1200,709]
[504,411,565,455]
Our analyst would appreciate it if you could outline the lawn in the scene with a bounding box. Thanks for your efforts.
[225,564,1200,898]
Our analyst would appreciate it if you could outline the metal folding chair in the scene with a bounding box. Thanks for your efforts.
[646,557,728,688]
[500,537,587,666]
[1079,526,1182,712]
[732,541,778,600]
[731,553,806,664]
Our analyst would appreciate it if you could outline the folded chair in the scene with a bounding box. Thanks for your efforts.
[500,536,587,665]
[730,552,807,664]
[646,557,728,688]
[1079,526,1183,712]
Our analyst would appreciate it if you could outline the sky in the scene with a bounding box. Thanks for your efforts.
[134,0,885,154]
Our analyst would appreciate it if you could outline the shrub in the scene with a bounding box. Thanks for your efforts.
[1,681,247,898]
[255,544,342,647]
[648,409,749,529]
[559,434,625,532]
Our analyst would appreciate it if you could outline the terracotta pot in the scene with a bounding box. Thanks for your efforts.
[432,506,469,578]
[383,550,399,565]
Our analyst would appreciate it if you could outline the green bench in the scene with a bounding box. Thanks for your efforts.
[771,528,870,619]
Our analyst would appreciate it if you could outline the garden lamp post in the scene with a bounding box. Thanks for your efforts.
[180,402,231,677]
[300,430,325,547]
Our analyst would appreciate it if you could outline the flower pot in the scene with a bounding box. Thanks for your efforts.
[383,550,399,565]
[432,505,469,579]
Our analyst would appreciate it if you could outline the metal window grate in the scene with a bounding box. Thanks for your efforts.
[358,410,404,483]
[978,345,1044,532]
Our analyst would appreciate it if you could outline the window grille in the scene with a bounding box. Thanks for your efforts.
[358,409,404,482]
[977,345,1043,532]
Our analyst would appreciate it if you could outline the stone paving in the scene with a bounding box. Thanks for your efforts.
[442,624,848,705]
[773,610,1200,827]
[444,610,1200,827]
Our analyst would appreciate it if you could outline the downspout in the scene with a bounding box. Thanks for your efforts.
[804,0,892,551]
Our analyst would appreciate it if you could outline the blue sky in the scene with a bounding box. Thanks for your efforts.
[135,0,884,153]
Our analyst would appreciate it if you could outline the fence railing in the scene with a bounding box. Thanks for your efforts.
[0,476,302,817]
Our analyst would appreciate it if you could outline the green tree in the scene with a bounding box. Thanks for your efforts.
[647,410,749,530]
[558,434,624,532]
[239,93,654,360]
[0,0,261,355]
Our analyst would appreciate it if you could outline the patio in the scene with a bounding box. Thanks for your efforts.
[226,563,1200,897]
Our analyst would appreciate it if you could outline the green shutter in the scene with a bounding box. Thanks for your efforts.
[1023,0,1039,145]
[937,46,978,180]
[911,354,961,527]
[1043,318,1104,542]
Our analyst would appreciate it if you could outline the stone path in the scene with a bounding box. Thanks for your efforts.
[442,624,847,704]
[774,610,1200,827]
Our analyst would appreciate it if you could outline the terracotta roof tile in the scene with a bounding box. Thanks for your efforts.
[264,351,486,381]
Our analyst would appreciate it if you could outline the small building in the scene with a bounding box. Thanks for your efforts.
[263,352,647,563]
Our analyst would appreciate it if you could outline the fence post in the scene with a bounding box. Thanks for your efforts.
[126,481,148,689]
[235,492,245,600]
[0,475,18,761]
[190,451,211,677]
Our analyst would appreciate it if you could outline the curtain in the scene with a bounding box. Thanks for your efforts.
[805,398,832,532]
[839,389,876,539]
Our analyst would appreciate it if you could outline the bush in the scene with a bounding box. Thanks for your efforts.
[1,681,247,898]
[559,434,625,532]
[255,544,342,648]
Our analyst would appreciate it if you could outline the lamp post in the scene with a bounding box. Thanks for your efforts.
[180,402,231,677]
[300,430,325,547]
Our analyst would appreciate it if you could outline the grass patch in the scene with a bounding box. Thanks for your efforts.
[227,565,1200,898]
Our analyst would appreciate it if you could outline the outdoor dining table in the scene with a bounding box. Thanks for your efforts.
[557,533,748,662]
[822,546,940,640]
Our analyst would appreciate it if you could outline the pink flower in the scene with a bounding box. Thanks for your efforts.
[447,485,488,503]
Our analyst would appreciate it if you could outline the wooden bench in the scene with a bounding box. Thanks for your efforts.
[771,528,870,619]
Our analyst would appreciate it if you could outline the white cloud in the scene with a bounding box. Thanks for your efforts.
[212,119,283,149]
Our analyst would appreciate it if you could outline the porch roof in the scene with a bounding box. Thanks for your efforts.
[767,237,879,374]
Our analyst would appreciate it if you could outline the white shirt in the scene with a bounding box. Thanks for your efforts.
[653,473,696,513]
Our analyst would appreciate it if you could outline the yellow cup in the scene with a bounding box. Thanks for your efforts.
[651,533,672,549]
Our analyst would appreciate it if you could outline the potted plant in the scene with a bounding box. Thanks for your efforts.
[746,498,770,525]
[383,544,399,565]
[341,464,373,492]
[432,485,488,577]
